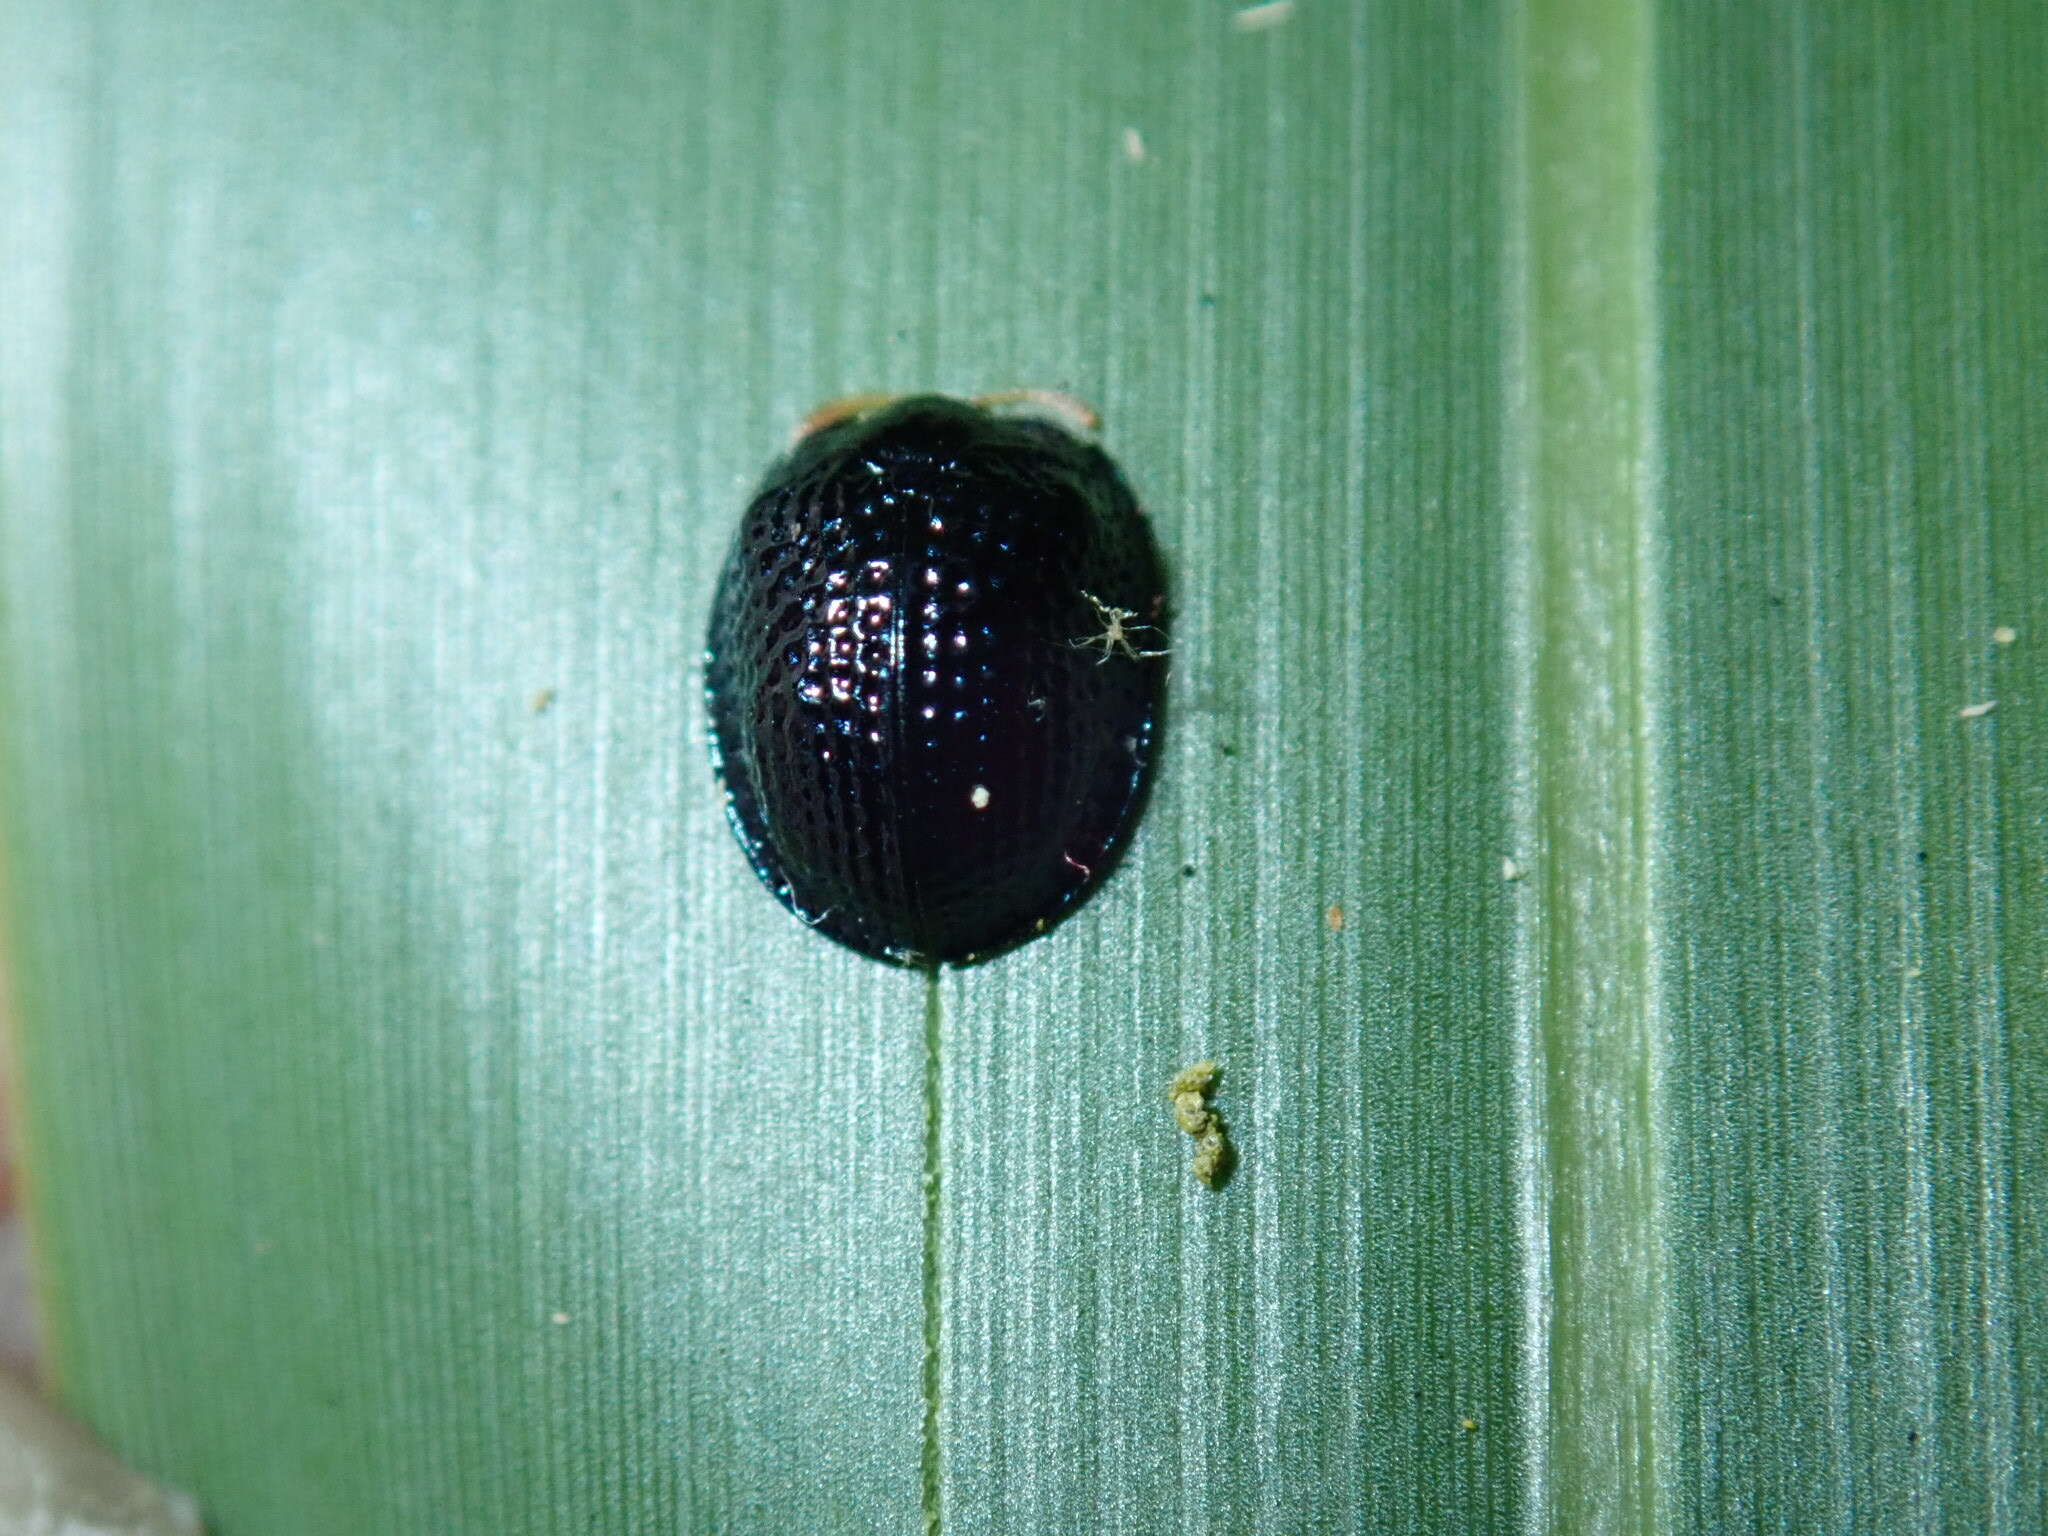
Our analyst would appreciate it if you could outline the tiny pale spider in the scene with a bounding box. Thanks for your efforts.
[1070,591,1169,665]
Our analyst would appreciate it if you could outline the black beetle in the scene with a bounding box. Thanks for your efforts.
[704,392,1168,965]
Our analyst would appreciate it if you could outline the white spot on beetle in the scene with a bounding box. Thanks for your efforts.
[970,785,991,810]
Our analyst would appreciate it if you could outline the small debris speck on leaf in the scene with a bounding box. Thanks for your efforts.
[1501,856,1525,881]
[1122,126,1147,163]
[531,688,557,714]
[1325,903,1345,932]
[1233,0,1297,31]
[1992,625,2017,645]
[1167,1059,1233,1189]
[1958,700,1998,720]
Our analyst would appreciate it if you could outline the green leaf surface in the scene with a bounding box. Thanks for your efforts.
[0,2,2040,1533]
[1656,5,2044,1529]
